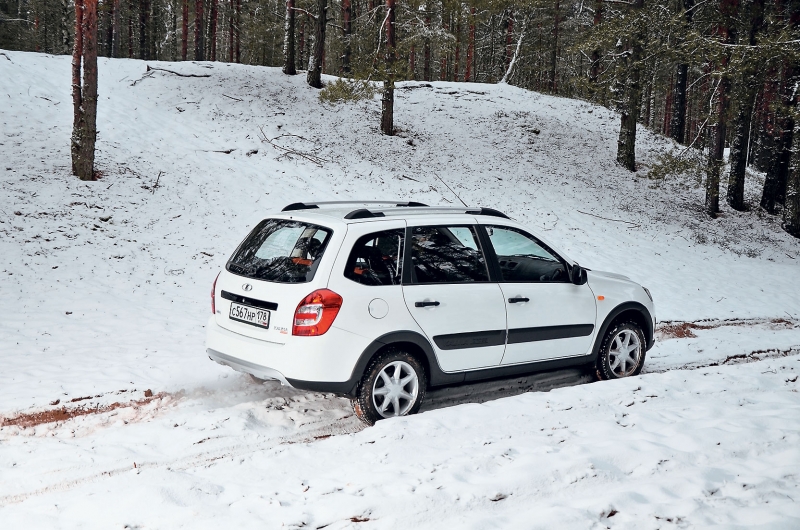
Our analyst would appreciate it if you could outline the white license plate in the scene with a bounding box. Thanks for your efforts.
[229,302,271,329]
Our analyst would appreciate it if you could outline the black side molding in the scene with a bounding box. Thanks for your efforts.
[433,330,506,350]
[508,324,594,344]
[220,290,279,311]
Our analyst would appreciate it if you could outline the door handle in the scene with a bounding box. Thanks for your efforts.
[414,301,440,308]
[508,297,530,304]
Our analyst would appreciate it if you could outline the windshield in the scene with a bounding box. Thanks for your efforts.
[227,219,332,283]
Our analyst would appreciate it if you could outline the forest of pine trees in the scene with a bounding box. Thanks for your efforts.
[2,0,799,236]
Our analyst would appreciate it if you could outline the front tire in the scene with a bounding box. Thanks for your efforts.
[352,348,427,426]
[596,322,646,380]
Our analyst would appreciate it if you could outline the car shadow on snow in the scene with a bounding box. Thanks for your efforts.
[420,366,596,412]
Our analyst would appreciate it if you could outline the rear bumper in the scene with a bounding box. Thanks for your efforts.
[204,316,369,395]
[207,348,292,386]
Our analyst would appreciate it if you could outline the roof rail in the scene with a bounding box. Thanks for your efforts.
[344,209,386,220]
[365,206,511,219]
[282,200,428,212]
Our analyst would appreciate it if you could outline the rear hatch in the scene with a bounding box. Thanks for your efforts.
[215,218,337,344]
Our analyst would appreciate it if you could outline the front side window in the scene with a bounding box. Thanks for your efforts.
[344,229,405,286]
[410,226,489,284]
[486,225,568,282]
[227,219,332,283]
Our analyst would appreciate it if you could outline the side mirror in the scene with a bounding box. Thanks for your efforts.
[570,264,588,285]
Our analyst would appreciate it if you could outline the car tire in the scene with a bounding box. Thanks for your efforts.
[352,348,427,426]
[596,321,647,381]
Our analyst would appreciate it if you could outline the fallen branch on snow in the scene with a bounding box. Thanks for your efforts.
[146,65,211,78]
[257,127,329,167]
[576,210,640,228]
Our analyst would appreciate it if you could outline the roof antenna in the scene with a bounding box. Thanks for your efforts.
[433,173,468,208]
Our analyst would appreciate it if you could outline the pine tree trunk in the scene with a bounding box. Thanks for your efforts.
[128,11,133,57]
[71,0,84,176]
[589,0,602,90]
[784,118,800,237]
[61,0,71,54]
[464,7,474,82]
[663,73,673,135]
[454,15,461,81]
[229,0,235,62]
[439,13,447,81]
[234,0,240,62]
[297,15,305,70]
[705,78,728,217]
[194,0,204,60]
[761,108,794,213]
[751,76,777,171]
[669,0,694,144]
[761,21,798,216]
[423,10,431,82]
[500,15,526,84]
[210,0,218,61]
[283,0,296,74]
[381,0,395,135]
[306,0,327,88]
[705,0,737,217]
[342,0,351,74]
[726,0,765,211]
[550,1,559,93]
[104,3,113,56]
[112,0,121,57]
[615,1,644,172]
[72,0,98,182]
[726,87,757,211]
[504,10,514,72]
[139,0,149,60]
[181,0,188,60]
[150,0,159,59]
[670,63,688,143]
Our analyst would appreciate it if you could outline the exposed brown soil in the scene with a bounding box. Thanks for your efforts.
[0,391,167,429]
[657,318,796,340]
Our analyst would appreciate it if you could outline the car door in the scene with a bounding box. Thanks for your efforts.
[402,221,507,372]
[481,224,597,365]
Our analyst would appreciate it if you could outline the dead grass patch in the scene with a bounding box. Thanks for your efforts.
[657,318,796,340]
[1,391,168,429]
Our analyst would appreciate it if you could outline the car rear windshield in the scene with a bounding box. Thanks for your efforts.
[227,219,332,283]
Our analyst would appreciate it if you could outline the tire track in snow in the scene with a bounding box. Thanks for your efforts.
[2,317,798,506]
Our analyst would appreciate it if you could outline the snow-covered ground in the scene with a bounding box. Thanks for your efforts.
[1,50,799,528]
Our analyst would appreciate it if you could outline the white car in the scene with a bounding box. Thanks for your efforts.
[206,201,655,424]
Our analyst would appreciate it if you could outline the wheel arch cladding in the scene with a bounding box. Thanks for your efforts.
[593,302,654,357]
[351,331,464,392]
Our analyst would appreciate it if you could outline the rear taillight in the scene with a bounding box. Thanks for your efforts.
[211,272,220,314]
[292,289,342,336]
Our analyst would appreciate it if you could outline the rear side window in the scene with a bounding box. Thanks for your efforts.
[227,219,332,283]
[344,229,405,286]
[410,226,489,284]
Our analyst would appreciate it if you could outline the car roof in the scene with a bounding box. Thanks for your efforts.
[276,201,511,224]
[270,201,577,266]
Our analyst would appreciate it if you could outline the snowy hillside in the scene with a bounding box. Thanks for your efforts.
[1,50,799,528]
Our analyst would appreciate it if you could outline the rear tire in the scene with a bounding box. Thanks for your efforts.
[596,321,646,380]
[352,348,427,426]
